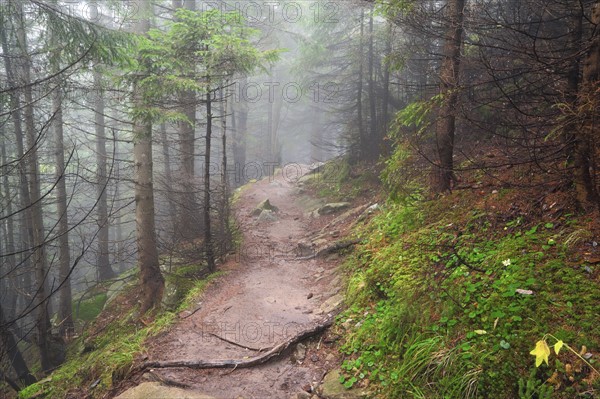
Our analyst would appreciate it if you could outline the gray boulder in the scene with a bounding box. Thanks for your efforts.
[318,202,351,215]
[317,370,369,399]
[251,198,279,216]
[115,382,215,399]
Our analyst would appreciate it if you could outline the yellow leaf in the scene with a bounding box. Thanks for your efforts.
[554,340,563,355]
[530,340,550,367]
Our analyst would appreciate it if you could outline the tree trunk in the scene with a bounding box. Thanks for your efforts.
[310,106,323,162]
[177,90,198,240]
[574,2,600,208]
[367,7,378,160]
[174,0,200,241]
[113,132,125,273]
[0,14,33,339]
[132,0,164,314]
[15,3,60,371]
[204,83,216,272]
[433,0,466,194]
[50,26,74,337]
[159,122,177,236]
[0,304,36,388]
[268,70,283,164]
[219,85,231,249]
[233,77,247,187]
[356,9,366,162]
[0,131,18,323]
[381,20,393,152]
[94,71,116,282]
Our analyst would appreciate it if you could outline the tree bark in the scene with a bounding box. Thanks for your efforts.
[381,20,393,152]
[50,25,74,337]
[367,7,378,160]
[14,2,60,371]
[356,9,366,162]
[433,0,466,194]
[219,85,231,248]
[159,122,177,236]
[0,131,18,323]
[94,69,116,282]
[174,0,200,241]
[232,76,247,187]
[132,0,164,314]
[0,304,36,388]
[574,2,600,208]
[204,82,216,272]
[0,12,33,339]
[310,106,323,162]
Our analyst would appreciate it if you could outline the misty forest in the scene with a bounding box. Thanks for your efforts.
[1,0,600,398]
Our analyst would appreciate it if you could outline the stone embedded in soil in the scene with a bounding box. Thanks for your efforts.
[114,382,215,399]
[357,203,381,222]
[293,342,307,362]
[257,209,278,223]
[317,370,369,399]
[251,198,279,216]
[290,392,312,399]
[297,172,322,186]
[297,241,315,257]
[317,202,351,215]
[318,293,344,315]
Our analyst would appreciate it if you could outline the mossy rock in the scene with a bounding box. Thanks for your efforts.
[115,382,215,399]
[317,370,369,399]
[318,202,351,215]
[257,209,278,223]
[251,198,279,216]
[297,172,323,186]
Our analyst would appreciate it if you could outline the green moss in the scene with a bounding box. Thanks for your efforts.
[73,293,108,322]
[19,273,222,399]
[337,187,600,398]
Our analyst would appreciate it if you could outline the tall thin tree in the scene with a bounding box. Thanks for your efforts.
[433,0,466,193]
[132,0,164,313]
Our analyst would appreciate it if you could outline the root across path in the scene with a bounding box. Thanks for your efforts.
[138,314,337,371]
[115,168,360,399]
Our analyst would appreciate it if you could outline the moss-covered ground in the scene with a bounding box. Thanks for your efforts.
[307,160,600,398]
[17,266,223,399]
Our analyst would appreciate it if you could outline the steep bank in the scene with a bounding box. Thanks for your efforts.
[323,161,600,398]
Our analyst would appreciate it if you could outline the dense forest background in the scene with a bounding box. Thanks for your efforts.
[1,0,599,397]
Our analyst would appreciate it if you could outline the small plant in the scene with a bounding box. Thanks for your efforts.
[528,334,599,396]
[518,368,553,399]
[530,335,597,372]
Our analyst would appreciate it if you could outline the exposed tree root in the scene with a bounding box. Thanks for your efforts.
[144,371,191,389]
[137,315,336,371]
[293,239,361,261]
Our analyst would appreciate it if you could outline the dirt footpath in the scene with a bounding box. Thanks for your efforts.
[117,168,354,399]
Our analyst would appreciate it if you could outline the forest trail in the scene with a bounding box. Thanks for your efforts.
[116,167,354,399]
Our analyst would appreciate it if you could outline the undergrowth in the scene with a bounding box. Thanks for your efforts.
[18,271,223,399]
[322,159,600,398]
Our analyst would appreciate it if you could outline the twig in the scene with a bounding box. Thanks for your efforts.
[205,331,268,352]
[180,304,203,320]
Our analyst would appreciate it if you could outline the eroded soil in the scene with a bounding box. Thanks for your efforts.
[114,168,359,399]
